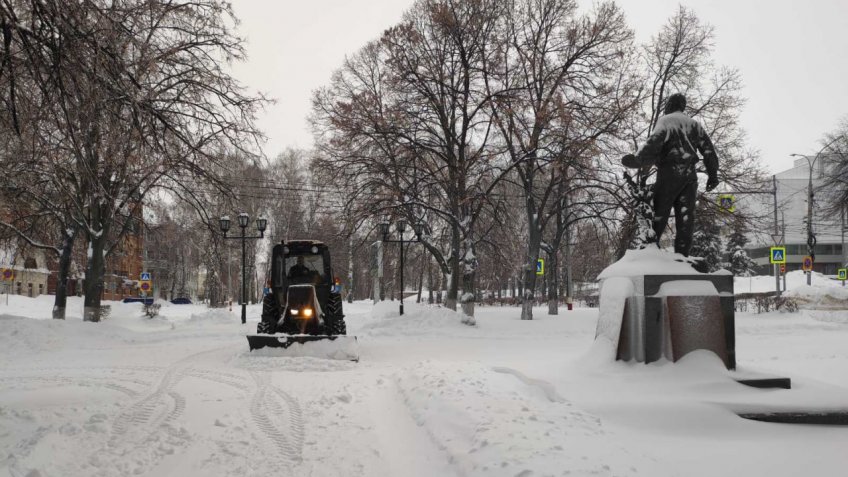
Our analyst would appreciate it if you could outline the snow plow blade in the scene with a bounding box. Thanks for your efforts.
[246,334,359,361]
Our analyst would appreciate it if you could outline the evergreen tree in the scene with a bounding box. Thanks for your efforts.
[691,227,723,272]
[690,208,723,273]
[724,222,756,276]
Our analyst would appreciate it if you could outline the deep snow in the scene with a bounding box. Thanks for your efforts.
[1,291,847,477]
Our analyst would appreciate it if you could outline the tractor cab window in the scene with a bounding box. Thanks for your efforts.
[285,254,324,284]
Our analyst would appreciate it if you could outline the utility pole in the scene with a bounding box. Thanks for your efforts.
[807,159,815,286]
[781,212,787,292]
[842,204,846,287]
[773,175,781,297]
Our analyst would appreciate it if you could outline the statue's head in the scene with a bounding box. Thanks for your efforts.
[664,93,687,114]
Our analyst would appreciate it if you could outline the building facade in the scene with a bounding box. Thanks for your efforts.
[745,157,845,275]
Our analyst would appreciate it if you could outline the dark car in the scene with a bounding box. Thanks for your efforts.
[170,297,192,305]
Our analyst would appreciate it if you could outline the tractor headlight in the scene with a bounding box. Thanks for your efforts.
[290,308,299,316]
[303,308,313,318]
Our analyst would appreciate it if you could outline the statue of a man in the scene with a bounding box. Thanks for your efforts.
[622,93,719,257]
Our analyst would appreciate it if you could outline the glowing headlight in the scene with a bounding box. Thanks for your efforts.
[290,309,299,316]
[303,308,313,318]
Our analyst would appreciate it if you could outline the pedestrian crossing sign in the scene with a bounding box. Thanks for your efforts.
[536,259,545,275]
[769,247,786,264]
[140,272,151,281]
[839,269,847,281]
[718,194,735,213]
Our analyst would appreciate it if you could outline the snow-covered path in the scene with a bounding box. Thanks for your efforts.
[2,295,847,477]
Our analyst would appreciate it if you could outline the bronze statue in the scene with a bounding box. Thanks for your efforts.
[622,93,719,257]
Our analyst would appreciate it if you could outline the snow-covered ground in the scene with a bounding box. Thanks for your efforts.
[1,290,847,477]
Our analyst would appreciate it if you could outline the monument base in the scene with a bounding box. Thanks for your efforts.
[596,250,735,369]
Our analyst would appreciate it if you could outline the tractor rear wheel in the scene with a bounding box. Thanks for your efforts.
[324,292,347,335]
[258,292,280,334]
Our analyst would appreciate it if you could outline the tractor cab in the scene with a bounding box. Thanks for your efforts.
[261,240,345,336]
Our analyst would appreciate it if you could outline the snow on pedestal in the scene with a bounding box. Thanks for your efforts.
[594,248,735,369]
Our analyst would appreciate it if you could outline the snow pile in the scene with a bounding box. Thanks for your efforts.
[734,270,844,294]
[597,247,699,279]
[187,308,240,324]
[357,301,474,337]
[0,314,133,355]
[591,277,633,361]
[787,284,848,308]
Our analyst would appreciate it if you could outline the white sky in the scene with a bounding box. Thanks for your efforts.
[229,0,848,174]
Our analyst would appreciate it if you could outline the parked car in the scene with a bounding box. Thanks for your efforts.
[170,297,192,305]
[122,297,154,305]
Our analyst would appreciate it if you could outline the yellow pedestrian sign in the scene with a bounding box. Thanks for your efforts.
[769,247,786,264]
[838,269,847,281]
[718,194,735,213]
[536,259,545,275]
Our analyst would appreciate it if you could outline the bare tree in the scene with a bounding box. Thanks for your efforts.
[488,0,639,319]
[0,1,265,320]
[818,117,848,215]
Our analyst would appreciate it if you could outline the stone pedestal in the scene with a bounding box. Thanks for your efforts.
[603,273,735,370]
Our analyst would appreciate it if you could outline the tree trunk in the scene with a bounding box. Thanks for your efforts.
[52,228,77,320]
[427,258,434,304]
[444,225,461,311]
[460,264,476,324]
[416,251,424,303]
[347,234,354,303]
[83,228,108,322]
[547,248,558,315]
[521,228,542,320]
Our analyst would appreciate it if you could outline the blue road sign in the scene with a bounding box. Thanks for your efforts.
[140,272,151,281]
[769,247,786,264]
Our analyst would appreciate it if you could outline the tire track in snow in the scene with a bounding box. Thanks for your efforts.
[110,346,234,435]
[272,386,304,459]
[249,370,303,463]
[185,368,248,390]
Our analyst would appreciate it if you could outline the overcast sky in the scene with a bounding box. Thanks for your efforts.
[229,0,848,174]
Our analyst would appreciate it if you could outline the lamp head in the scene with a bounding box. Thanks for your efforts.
[219,216,231,233]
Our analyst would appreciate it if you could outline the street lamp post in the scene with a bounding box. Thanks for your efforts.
[219,213,267,324]
[379,220,425,316]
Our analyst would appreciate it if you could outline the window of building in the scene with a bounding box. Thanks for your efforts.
[24,257,37,269]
